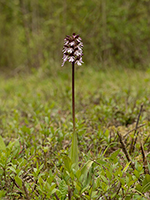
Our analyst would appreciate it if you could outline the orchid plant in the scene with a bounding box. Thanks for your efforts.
[62,33,83,169]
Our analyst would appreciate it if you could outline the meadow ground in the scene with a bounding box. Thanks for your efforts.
[0,66,150,199]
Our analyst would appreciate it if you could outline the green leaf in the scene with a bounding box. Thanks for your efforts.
[141,174,150,193]
[63,155,72,172]
[79,160,94,188]
[91,191,98,198]
[15,176,22,188]
[105,169,112,180]
[70,131,79,170]
[109,149,120,161]
[125,195,132,200]
[81,160,93,177]
[75,182,82,192]
[134,169,140,179]
[0,136,6,151]
[122,162,131,173]
[49,183,57,195]
[58,180,67,199]
[45,117,49,124]
[136,174,150,193]
[100,175,108,184]
[0,190,6,198]
[143,174,150,185]
[8,166,17,174]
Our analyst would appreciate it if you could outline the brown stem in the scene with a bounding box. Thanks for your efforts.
[140,142,149,174]
[123,123,146,139]
[134,103,144,135]
[72,62,75,132]
[68,185,72,200]
[129,103,144,155]
[22,181,30,200]
[117,132,135,170]
[54,193,60,200]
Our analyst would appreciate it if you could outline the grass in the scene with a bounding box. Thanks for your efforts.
[0,66,150,199]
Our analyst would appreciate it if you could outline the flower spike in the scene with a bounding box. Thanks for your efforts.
[62,33,83,66]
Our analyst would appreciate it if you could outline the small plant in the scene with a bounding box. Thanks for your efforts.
[62,33,83,169]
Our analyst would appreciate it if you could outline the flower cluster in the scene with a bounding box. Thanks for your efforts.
[62,33,83,66]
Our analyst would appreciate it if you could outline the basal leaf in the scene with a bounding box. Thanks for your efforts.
[70,131,78,170]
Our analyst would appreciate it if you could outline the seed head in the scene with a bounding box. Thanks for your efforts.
[62,33,83,66]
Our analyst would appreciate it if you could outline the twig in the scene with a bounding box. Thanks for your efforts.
[117,132,135,170]
[134,103,144,134]
[10,177,24,197]
[123,124,146,139]
[129,103,144,155]
[10,176,20,190]
[68,185,72,200]
[33,179,38,194]
[144,134,150,145]
[22,181,30,200]
[140,142,149,174]
[111,182,122,200]
[54,192,60,200]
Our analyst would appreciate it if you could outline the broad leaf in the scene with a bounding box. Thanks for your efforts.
[70,131,78,170]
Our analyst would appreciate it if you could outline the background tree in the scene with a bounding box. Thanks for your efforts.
[0,0,150,70]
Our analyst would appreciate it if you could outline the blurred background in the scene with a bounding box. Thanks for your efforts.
[0,0,150,72]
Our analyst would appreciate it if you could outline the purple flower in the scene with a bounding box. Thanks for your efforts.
[69,56,75,62]
[70,41,75,46]
[62,33,83,66]
[68,48,74,53]
[63,54,68,62]
[74,50,82,56]
[75,57,83,66]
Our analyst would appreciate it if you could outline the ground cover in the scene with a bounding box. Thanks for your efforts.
[0,66,150,199]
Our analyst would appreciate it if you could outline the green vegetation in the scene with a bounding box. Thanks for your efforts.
[0,0,150,69]
[0,66,150,199]
[1,1,150,198]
